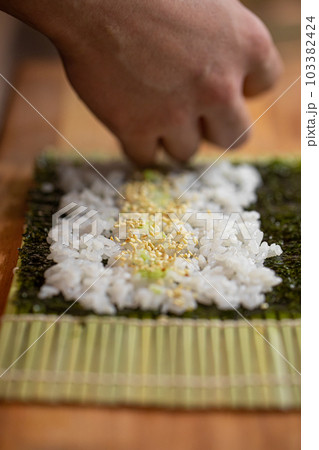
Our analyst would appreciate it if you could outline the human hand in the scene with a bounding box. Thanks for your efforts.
[1,0,283,165]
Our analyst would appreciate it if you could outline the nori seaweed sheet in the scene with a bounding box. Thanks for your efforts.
[14,157,301,320]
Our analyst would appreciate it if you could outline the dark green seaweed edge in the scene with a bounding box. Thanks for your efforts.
[13,156,301,320]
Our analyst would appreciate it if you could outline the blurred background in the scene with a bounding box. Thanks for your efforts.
[0,1,300,449]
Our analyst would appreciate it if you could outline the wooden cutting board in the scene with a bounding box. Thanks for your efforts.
[0,37,300,449]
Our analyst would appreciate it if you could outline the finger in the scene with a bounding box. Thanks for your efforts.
[201,97,251,149]
[243,22,283,96]
[161,119,201,162]
[244,47,283,97]
[121,134,158,167]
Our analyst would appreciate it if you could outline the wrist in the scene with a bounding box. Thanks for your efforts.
[0,1,81,50]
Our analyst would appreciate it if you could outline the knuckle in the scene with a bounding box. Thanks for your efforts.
[166,104,190,128]
[247,17,274,60]
[202,76,239,107]
[219,78,239,105]
[216,128,250,150]
[121,117,153,141]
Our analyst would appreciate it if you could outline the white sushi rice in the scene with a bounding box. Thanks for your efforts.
[39,161,282,314]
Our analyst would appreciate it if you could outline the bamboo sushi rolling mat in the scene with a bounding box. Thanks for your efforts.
[0,43,300,450]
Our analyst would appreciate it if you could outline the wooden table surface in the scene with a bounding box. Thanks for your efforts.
[0,37,300,449]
